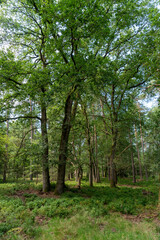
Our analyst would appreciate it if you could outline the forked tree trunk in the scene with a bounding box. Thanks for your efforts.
[41,104,50,192]
[55,94,77,194]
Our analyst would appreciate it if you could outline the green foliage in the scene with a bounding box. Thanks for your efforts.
[0,179,159,239]
[0,3,159,240]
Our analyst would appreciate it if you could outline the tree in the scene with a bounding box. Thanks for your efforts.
[0,0,158,193]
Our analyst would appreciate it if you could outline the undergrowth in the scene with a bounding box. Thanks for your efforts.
[0,178,159,239]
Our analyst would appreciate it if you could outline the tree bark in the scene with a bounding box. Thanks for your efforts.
[82,104,93,187]
[134,125,143,180]
[30,99,33,181]
[137,104,148,180]
[129,131,136,183]
[41,104,50,192]
[158,173,160,208]
[100,99,111,182]
[3,157,7,182]
[100,98,117,187]
[93,123,100,183]
[55,94,77,194]
[110,128,118,188]
[3,119,9,182]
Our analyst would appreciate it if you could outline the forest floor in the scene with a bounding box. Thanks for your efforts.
[0,177,159,240]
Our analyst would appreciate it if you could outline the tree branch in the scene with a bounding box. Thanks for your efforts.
[0,115,41,123]
[14,127,37,159]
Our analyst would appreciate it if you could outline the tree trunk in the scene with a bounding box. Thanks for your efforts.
[82,103,93,187]
[30,99,33,181]
[77,166,83,189]
[129,132,136,183]
[93,124,100,183]
[108,164,110,181]
[100,99,111,182]
[134,125,143,180]
[101,166,104,178]
[55,94,77,194]
[158,173,160,208]
[3,118,9,182]
[36,173,38,184]
[68,173,71,180]
[41,104,50,192]
[3,155,7,182]
[110,130,118,188]
[110,158,117,187]
[145,165,148,180]
[131,151,136,183]
[23,159,25,180]
[137,103,148,181]
[3,161,7,182]
[91,105,100,183]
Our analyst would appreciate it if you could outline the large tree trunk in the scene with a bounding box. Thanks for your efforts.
[41,104,50,192]
[55,94,77,194]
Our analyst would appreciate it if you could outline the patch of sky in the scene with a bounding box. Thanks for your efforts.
[139,95,159,109]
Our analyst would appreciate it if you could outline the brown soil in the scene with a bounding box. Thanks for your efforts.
[35,215,49,225]
[122,209,160,224]
[11,188,60,202]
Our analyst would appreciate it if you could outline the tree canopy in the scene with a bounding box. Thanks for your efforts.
[0,0,159,193]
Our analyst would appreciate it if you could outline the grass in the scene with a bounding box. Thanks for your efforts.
[0,178,159,239]
[37,214,158,240]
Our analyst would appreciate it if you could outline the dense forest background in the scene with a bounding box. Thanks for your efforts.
[0,0,159,194]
